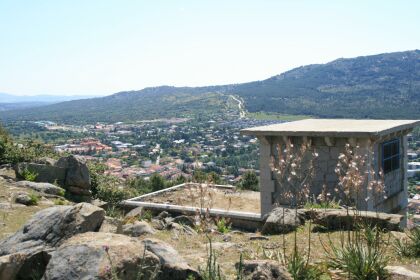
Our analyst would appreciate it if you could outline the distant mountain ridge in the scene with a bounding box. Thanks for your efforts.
[1,50,419,123]
[0,92,100,103]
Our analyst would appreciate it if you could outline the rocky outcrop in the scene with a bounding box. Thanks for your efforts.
[173,215,195,227]
[99,216,123,234]
[124,206,144,219]
[143,238,200,280]
[0,203,105,256]
[15,161,66,185]
[14,193,34,205]
[15,155,91,201]
[262,207,404,234]
[42,232,160,280]
[56,155,90,188]
[305,209,404,231]
[386,266,420,279]
[236,260,293,280]
[262,207,305,234]
[0,203,105,278]
[122,221,155,237]
[0,202,202,279]
[16,181,65,196]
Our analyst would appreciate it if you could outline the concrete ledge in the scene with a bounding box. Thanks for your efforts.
[123,183,263,230]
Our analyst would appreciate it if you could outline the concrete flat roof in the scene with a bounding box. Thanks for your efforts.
[241,119,420,138]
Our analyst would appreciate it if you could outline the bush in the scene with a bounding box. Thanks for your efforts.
[126,177,152,195]
[287,250,323,280]
[53,198,69,205]
[96,176,134,205]
[27,193,40,206]
[215,217,231,234]
[57,189,66,197]
[304,198,340,209]
[324,224,389,280]
[87,162,107,198]
[21,168,38,182]
[149,173,167,192]
[394,227,420,258]
[1,124,55,165]
[238,171,259,191]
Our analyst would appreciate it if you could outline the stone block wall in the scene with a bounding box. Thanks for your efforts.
[258,134,408,216]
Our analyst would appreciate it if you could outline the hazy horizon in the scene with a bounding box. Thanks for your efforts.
[1,1,419,96]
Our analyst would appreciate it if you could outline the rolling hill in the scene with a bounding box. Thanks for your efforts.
[1,50,419,123]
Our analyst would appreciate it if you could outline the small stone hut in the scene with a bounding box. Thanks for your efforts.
[241,119,420,216]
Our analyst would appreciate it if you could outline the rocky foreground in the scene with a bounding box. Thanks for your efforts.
[1,162,420,279]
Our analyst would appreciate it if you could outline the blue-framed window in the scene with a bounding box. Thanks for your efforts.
[382,139,400,174]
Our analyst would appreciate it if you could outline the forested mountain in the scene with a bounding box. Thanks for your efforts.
[1,50,419,123]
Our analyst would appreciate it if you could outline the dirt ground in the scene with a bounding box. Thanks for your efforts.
[0,176,62,239]
[141,184,261,213]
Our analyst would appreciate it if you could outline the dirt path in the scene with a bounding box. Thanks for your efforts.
[229,95,246,119]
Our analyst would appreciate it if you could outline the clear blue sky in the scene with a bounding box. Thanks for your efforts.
[0,0,419,96]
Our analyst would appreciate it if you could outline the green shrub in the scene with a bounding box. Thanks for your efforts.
[87,162,107,198]
[126,177,152,195]
[149,173,167,192]
[325,225,389,280]
[21,168,38,182]
[287,250,323,280]
[53,198,69,205]
[304,198,340,209]
[238,171,259,191]
[1,124,55,165]
[105,205,125,219]
[27,193,40,206]
[215,217,231,234]
[57,189,66,197]
[96,177,133,205]
[394,227,420,258]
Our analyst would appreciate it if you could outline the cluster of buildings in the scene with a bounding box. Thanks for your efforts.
[46,117,277,184]
[54,138,112,154]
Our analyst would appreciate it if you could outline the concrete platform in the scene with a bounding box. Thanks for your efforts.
[241,119,420,138]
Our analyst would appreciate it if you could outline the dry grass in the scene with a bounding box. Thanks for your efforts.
[1,176,418,279]
[152,223,420,279]
[142,184,261,213]
[0,178,59,239]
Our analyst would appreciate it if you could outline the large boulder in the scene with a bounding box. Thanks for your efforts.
[15,155,92,200]
[42,232,161,280]
[15,193,34,206]
[56,155,91,190]
[16,181,65,196]
[236,260,293,280]
[262,207,305,234]
[122,221,155,237]
[305,209,404,231]
[0,203,105,255]
[0,203,105,278]
[15,161,66,185]
[143,238,201,280]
